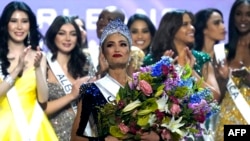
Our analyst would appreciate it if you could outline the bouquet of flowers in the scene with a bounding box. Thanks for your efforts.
[97,56,219,141]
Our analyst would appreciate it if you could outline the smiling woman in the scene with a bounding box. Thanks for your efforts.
[44,15,92,141]
[70,18,132,141]
[143,9,221,102]
[0,1,57,140]
[127,13,156,56]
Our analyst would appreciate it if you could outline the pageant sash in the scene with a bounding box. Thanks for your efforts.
[82,74,122,137]
[46,51,77,114]
[95,74,123,103]
[0,69,43,141]
[226,78,250,124]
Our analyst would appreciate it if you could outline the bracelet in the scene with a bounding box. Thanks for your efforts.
[4,75,15,86]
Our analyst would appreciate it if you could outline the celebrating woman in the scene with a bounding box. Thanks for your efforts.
[0,1,57,140]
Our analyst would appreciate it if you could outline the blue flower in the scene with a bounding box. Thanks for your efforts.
[189,94,202,103]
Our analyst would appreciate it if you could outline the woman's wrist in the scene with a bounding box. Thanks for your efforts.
[4,75,15,86]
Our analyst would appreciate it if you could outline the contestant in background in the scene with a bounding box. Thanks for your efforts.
[44,15,93,141]
[215,0,250,140]
[194,8,228,104]
[72,16,88,49]
[194,8,228,141]
[0,1,57,140]
[127,13,156,57]
[143,9,220,101]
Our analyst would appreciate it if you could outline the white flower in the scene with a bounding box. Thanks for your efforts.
[148,114,157,126]
[122,100,141,112]
[164,104,170,114]
[161,116,185,136]
[156,95,168,112]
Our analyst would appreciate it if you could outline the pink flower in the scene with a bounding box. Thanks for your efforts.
[139,80,152,96]
[161,129,172,140]
[119,123,130,134]
[170,104,181,116]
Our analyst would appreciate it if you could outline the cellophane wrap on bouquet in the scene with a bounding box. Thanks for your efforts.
[97,56,219,141]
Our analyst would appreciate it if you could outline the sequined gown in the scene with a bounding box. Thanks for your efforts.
[76,83,108,141]
[48,82,76,141]
[143,50,210,75]
[215,74,250,141]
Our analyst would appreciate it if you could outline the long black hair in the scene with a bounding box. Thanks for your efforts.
[45,15,87,78]
[226,0,250,61]
[127,13,156,54]
[0,1,43,76]
[150,10,194,61]
[194,8,223,51]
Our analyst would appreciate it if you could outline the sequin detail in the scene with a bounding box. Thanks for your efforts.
[192,50,211,76]
[143,53,155,66]
[48,82,76,141]
[215,77,250,141]
[142,50,210,75]
[77,83,108,140]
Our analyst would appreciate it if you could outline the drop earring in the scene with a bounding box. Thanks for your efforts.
[27,32,30,45]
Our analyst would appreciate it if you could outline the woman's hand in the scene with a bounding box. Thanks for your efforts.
[70,76,96,100]
[214,58,231,80]
[163,49,178,64]
[140,131,160,141]
[177,47,196,68]
[96,47,108,77]
[105,135,120,141]
[231,66,248,77]
[163,49,175,58]
[34,46,43,68]
[15,46,31,73]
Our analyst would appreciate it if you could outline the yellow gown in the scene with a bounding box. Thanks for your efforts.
[0,68,58,141]
[215,76,250,141]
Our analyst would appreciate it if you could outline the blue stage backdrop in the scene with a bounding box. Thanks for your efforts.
[0,0,234,47]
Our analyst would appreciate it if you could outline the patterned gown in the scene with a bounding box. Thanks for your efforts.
[215,74,250,141]
[47,82,76,141]
[0,68,58,141]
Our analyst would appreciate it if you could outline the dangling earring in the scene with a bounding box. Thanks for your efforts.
[127,56,131,66]
[27,32,30,45]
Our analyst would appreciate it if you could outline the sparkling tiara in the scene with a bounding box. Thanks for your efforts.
[100,18,132,46]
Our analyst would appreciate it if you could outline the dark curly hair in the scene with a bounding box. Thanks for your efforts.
[45,15,87,79]
[0,1,43,76]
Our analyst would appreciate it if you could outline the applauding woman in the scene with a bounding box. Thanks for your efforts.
[0,1,57,140]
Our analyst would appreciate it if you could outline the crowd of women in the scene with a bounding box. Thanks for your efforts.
[0,0,250,141]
